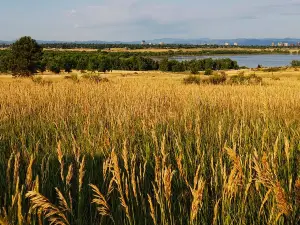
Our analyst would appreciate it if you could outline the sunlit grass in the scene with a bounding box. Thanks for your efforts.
[0,73,299,224]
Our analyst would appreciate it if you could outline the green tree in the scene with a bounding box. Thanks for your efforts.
[190,63,199,74]
[159,58,169,72]
[9,36,43,76]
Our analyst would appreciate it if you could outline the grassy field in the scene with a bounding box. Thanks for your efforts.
[0,70,299,225]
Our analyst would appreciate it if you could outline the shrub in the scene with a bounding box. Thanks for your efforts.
[202,73,227,85]
[50,65,61,74]
[82,74,109,83]
[31,76,53,86]
[263,67,281,72]
[209,74,227,84]
[230,73,262,85]
[31,76,43,84]
[238,71,245,76]
[271,76,280,81]
[183,75,201,84]
[291,60,300,67]
[204,69,213,76]
[65,73,80,82]
[190,64,199,74]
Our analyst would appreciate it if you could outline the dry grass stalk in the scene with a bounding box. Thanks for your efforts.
[254,154,292,220]
[89,184,113,222]
[130,155,137,200]
[213,199,220,225]
[111,150,131,223]
[6,153,14,194]
[175,152,188,185]
[254,153,276,188]
[259,189,272,216]
[295,178,300,205]
[190,172,205,223]
[17,191,23,225]
[26,155,35,189]
[224,147,244,197]
[55,188,70,213]
[122,140,129,175]
[57,142,65,183]
[66,164,73,187]
[163,165,175,208]
[26,191,70,225]
[154,155,162,185]
[0,217,10,225]
[78,156,86,192]
[274,182,292,219]
[13,153,20,189]
[103,158,111,182]
[148,194,157,225]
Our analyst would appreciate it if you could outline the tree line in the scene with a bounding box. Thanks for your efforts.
[0,37,240,76]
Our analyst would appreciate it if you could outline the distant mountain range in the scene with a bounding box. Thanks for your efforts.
[1,38,300,46]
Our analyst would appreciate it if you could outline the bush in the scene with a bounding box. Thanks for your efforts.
[230,73,262,85]
[190,64,199,74]
[204,69,213,76]
[202,73,227,85]
[31,76,43,84]
[271,76,280,81]
[31,76,53,85]
[50,65,61,74]
[238,71,245,76]
[209,74,227,84]
[82,74,109,83]
[65,73,80,82]
[183,75,201,84]
[263,67,281,72]
[291,60,300,67]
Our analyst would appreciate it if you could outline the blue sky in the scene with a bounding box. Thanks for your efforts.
[1,0,300,41]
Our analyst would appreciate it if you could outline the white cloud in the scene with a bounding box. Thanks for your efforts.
[62,0,300,40]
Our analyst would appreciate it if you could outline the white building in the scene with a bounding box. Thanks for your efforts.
[233,42,238,46]
[224,42,230,46]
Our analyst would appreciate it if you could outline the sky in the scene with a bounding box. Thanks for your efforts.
[1,0,300,41]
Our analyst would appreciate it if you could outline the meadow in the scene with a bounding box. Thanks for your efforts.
[0,70,299,225]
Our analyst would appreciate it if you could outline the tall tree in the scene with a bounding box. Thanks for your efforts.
[9,36,43,76]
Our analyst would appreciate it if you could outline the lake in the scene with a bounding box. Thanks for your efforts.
[170,54,300,68]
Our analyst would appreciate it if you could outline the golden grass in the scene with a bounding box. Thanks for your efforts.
[0,72,299,224]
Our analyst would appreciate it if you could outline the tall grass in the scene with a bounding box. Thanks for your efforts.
[0,78,299,224]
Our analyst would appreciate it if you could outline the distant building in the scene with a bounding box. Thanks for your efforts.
[271,42,275,47]
[141,40,146,45]
[224,42,230,46]
[159,42,165,46]
[297,42,300,46]
[283,43,289,47]
[233,42,238,46]
[278,42,283,47]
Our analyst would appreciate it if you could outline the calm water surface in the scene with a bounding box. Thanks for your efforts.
[170,54,300,68]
